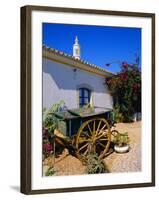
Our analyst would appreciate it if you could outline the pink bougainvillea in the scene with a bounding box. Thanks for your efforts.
[106,62,141,122]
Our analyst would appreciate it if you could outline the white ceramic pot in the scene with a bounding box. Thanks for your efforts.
[114,144,129,153]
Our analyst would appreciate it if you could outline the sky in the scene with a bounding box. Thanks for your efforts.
[42,23,141,73]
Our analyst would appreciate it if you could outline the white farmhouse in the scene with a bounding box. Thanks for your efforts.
[42,37,114,110]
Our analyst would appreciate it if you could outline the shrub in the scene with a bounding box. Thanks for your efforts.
[85,153,109,174]
[42,101,66,159]
[106,62,141,122]
[43,100,66,135]
[45,167,56,176]
[42,128,53,159]
[43,100,65,123]
[43,114,58,134]
[111,105,124,123]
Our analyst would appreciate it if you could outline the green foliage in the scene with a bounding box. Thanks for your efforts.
[111,105,124,123]
[106,63,141,122]
[43,100,65,134]
[85,153,109,174]
[113,132,130,147]
[45,167,56,176]
[42,101,66,159]
[43,114,58,134]
[43,100,65,122]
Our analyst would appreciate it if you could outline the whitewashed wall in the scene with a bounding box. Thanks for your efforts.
[43,58,113,110]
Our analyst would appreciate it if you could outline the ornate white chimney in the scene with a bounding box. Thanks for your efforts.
[73,36,80,59]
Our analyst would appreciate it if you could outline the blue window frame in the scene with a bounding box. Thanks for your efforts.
[79,88,91,107]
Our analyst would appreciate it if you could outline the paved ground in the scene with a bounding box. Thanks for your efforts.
[43,121,141,176]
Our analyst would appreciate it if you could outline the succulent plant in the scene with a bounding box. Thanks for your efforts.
[113,132,130,147]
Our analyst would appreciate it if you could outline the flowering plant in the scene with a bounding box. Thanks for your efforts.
[42,128,53,159]
[106,62,141,122]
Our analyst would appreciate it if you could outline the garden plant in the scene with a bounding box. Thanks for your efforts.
[106,62,141,122]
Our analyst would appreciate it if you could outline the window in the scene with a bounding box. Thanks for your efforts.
[79,88,91,107]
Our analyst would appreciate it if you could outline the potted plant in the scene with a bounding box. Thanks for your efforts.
[113,132,130,153]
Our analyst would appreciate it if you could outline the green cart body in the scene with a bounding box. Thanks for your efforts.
[53,106,112,137]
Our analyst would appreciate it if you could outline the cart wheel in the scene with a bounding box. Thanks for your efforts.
[75,118,111,159]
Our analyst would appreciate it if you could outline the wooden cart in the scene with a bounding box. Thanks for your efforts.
[50,106,118,161]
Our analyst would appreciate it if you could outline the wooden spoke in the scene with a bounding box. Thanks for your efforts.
[97,131,108,139]
[99,138,108,141]
[97,133,104,140]
[83,148,89,156]
[96,120,102,135]
[98,124,107,135]
[78,138,92,144]
[80,131,91,138]
[76,118,111,160]
[93,120,96,133]
[87,124,93,135]
[98,142,106,148]
[78,143,89,152]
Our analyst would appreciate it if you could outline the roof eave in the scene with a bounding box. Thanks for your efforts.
[42,47,115,78]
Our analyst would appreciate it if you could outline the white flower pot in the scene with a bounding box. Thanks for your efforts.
[114,144,129,153]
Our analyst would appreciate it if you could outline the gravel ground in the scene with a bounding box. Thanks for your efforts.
[104,121,141,173]
[43,149,86,176]
[43,121,141,176]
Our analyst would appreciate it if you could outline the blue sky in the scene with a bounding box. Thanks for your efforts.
[42,23,141,73]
